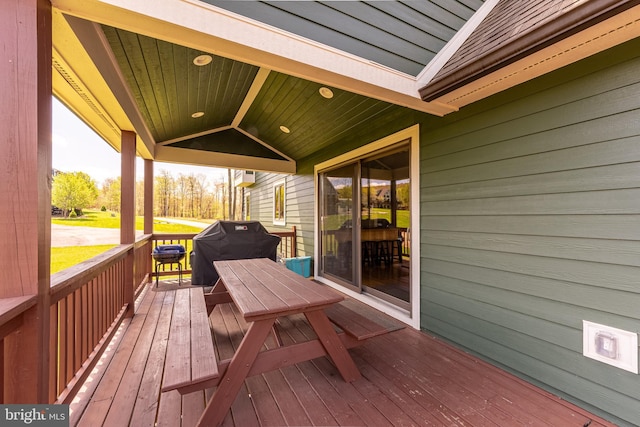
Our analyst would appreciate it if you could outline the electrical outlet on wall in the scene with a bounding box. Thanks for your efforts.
[583,321,638,374]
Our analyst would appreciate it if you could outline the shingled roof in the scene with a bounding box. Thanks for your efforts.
[420,0,640,102]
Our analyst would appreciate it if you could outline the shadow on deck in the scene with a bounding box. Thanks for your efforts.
[70,278,615,426]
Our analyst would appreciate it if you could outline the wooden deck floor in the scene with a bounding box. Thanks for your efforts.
[70,279,615,427]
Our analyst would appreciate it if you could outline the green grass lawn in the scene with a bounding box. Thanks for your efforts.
[51,210,203,274]
[53,209,203,233]
[51,245,117,274]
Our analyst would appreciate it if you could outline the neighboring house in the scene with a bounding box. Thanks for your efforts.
[4,0,639,425]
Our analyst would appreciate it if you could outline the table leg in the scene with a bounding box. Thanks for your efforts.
[305,309,361,382]
[197,318,275,427]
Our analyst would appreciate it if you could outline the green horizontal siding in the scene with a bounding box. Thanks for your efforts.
[420,38,640,426]
[247,36,640,427]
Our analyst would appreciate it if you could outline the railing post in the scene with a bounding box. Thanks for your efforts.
[291,226,297,257]
[121,131,136,317]
[144,159,154,281]
[0,0,52,403]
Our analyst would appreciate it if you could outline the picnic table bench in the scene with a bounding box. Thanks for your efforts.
[161,258,403,427]
[161,287,218,394]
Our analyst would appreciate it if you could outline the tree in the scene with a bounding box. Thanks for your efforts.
[52,171,98,216]
[155,170,173,217]
[100,177,121,212]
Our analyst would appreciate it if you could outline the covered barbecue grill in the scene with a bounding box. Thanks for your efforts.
[190,220,281,285]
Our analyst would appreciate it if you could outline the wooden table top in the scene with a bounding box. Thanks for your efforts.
[213,258,343,322]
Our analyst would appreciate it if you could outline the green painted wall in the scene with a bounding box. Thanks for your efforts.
[419,38,640,426]
[248,37,640,425]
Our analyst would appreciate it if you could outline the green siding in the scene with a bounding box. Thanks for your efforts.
[420,38,640,426]
[248,37,640,426]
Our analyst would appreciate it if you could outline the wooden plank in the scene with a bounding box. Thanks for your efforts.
[156,390,182,427]
[324,302,403,340]
[290,311,469,425]
[215,259,342,321]
[372,337,568,425]
[275,314,359,426]
[356,336,517,425]
[304,309,360,382]
[229,306,296,425]
[213,263,267,317]
[431,307,635,424]
[162,289,192,391]
[425,299,640,405]
[72,284,620,426]
[210,303,259,427]
[0,296,36,327]
[102,289,166,426]
[416,332,600,427]
[77,285,156,426]
[198,319,275,427]
[188,288,218,383]
[162,288,218,392]
[258,369,311,426]
[130,290,175,427]
[349,351,450,425]
[181,391,206,427]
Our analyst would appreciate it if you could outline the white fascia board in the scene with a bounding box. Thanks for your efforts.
[53,0,456,116]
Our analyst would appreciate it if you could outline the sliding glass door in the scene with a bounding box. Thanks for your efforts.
[319,163,360,292]
[319,143,411,309]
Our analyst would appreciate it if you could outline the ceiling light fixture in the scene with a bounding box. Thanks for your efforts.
[319,87,334,99]
[191,112,204,118]
[193,54,213,66]
[279,125,290,134]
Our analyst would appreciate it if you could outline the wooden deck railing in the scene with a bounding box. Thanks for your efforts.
[0,227,298,405]
[273,226,297,259]
[49,244,131,404]
[0,295,38,402]
[134,235,153,294]
[151,227,298,281]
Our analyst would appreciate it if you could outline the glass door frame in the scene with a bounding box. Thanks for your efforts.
[314,125,421,329]
[317,162,362,293]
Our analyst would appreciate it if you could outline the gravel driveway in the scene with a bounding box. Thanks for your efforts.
[51,218,207,247]
[51,224,143,247]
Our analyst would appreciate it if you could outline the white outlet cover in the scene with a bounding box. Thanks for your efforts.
[583,320,638,374]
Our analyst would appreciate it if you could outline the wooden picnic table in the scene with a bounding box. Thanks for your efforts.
[198,258,362,426]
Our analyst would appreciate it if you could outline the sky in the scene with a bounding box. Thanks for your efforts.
[52,97,227,186]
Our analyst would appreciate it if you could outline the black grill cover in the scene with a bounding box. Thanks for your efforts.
[191,220,281,285]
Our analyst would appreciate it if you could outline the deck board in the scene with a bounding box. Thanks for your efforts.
[70,280,617,427]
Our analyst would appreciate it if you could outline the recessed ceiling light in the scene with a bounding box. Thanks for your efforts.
[193,55,212,66]
[191,112,204,118]
[279,125,290,134]
[319,87,334,99]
